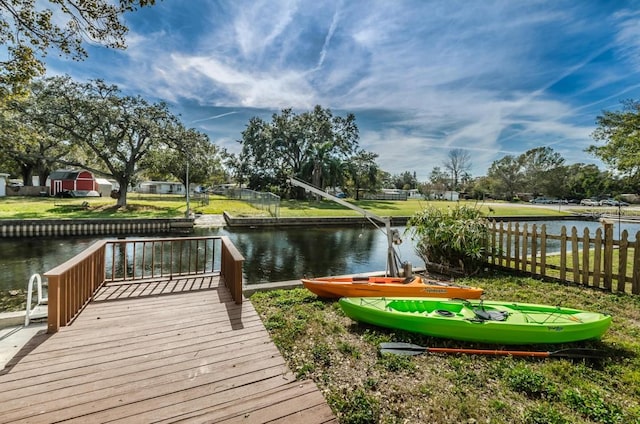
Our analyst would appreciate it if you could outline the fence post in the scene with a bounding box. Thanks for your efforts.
[618,230,629,293]
[571,227,580,284]
[633,231,640,295]
[513,223,520,269]
[506,222,512,268]
[602,220,614,291]
[540,224,547,278]
[593,228,603,288]
[559,226,567,282]
[489,220,496,265]
[521,224,528,272]
[530,224,538,276]
[581,228,590,286]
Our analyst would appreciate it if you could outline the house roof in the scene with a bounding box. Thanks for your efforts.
[49,171,80,180]
[49,170,95,180]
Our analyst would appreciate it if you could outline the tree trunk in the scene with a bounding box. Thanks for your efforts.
[117,189,127,207]
[312,161,323,201]
[116,177,129,207]
[38,169,50,188]
[20,165,33,186]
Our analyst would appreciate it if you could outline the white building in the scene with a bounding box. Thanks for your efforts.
[0,173,9,197]
[138,181,185,194]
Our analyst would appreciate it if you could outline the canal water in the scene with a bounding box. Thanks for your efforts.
[2,219,639,292]
[0,225,423,292]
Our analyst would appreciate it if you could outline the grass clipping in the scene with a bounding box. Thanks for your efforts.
[250,274,640,424]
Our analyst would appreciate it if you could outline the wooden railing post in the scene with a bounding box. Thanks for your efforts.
[47,275,60,333]
[221,236,245,304]
[44,240,108,333]
[43,236,244,330]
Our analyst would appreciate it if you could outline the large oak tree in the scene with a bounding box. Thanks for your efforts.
[589,100,640,185]
[0,0,154,93]
[235,105,360,197]
[27,76,198,207]
[143,126,225,188]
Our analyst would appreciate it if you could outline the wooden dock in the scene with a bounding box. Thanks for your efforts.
[0,276,337,423]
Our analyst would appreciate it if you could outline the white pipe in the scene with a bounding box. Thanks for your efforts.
[288,177,400,276]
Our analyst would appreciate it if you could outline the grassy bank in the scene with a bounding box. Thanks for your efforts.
[276,199,572,218]
[0,196,573,219]
[251,274,640,424]
[0,195,259,219]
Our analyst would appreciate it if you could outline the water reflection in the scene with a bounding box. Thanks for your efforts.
[195,226,421,284]
[520,219,640,241]
[497,219,640,256]
[224,226,386,283]
[0,236,97,291]
[0,226,422,291]
[104,238,221,280]
[2,218,638,291]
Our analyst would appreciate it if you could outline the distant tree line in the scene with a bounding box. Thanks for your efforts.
[2,75,638,206]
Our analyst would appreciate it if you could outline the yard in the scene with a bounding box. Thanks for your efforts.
[251,273,640,424]
[0,195,578,220]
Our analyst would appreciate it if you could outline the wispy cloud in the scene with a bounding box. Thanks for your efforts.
[46,0,640,179]
[190,111,238,124]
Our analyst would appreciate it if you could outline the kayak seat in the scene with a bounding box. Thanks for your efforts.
[402,275,419,284]
[473,309,509,321]
[353,276,370,281]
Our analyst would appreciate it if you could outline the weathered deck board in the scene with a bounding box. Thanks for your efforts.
[0,277,337,423]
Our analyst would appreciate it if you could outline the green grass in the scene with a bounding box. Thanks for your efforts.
[221,197,572,219]
[278,199,573,218]
[0,196,573,219]
[250,274,640,423]
[0,195,258,219]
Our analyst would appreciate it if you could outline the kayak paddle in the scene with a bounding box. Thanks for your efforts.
[379,342,607,359]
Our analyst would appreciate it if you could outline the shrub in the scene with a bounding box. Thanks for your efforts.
[331,388,380,424]
[562,388,624,424]
[506,365,557,399]
[406,205,489,275]
[524,404,569,424]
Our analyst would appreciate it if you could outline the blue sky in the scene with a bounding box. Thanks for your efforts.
[45,0,640,181]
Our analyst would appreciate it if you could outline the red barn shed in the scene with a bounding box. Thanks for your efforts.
[48,170,100,197]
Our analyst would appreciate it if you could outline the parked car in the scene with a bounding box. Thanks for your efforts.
[530,197,553,204]
[580,199,601,206]
[600,199,629,207]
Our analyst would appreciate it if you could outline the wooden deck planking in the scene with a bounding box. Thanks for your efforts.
[0,277,337,423]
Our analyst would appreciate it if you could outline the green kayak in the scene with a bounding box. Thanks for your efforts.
[339,297,612,345]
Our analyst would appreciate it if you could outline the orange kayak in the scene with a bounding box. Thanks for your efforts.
[301,275,483,299]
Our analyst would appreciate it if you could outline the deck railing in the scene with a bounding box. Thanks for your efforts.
[487,220,640,295]
[44,236,244,333]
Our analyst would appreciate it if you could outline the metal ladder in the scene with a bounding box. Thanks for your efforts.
[25,274,48,326]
